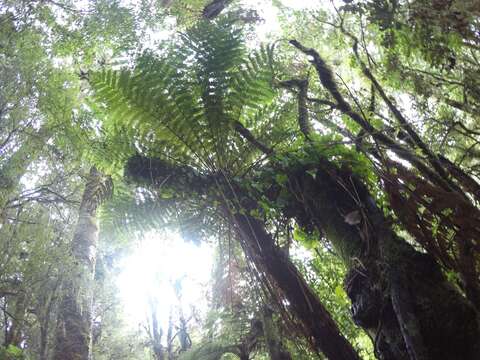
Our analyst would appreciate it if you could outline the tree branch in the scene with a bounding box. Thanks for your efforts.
[279,79,312,140]
[202,0,232,20]
[289,39,455,192]
[332,23,462,193]
[233,121,274,156]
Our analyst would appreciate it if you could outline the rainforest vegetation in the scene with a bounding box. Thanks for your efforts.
[1,0,480,359]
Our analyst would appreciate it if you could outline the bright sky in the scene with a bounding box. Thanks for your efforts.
[117,231,213,334]
[141,0,325,46]
[241,0,323,40]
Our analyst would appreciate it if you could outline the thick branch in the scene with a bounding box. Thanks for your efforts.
[351,44,455,188]
[233,121,274,155]
[202,0,232,20]
[444,98,480,117]
[289,39,454,192]
[279,79,312,140]
[307,97,339,109]
[438,155,480,202]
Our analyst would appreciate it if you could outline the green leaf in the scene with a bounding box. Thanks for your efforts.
[335,285,345,299]
[275,173,288,185]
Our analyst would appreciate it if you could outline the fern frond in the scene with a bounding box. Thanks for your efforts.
[99,179,220,244]
[89,66,213,169]
[178,341,238,360]
[89,16,280,175]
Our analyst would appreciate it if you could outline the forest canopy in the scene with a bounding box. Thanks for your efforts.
[1,0,480,359]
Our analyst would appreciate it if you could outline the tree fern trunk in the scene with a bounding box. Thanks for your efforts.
[125,155,361,360]
[232,211,361,360]
[53,167,111,360]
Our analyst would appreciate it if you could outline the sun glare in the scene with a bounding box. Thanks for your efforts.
[117,232,214,330]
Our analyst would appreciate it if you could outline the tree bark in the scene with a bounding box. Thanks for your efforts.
[231,210,360,360]
[166,309,174,360]
[202,0,232,20]
[4,290,26,347]
[283,160,480,360]
[149,297,165,360]
[238,352,249,360]
[53,167,112,360]
[39,279,59,360]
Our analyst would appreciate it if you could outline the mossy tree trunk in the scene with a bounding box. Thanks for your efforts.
[282,160,480,360]
[53,168,111,360]
[4,290,26,348]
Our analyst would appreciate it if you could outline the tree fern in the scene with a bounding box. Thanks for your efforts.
[88,15,287,243]
[99,179,219,243]
[88,16,279,174]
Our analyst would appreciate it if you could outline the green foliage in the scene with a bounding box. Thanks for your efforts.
[0,345,24,360]
[260,135,375,188]
[0,2,153,358]
[88,16,278,173]
[291,237,374,359]
[3,0,480,359]
[179,341,236,360]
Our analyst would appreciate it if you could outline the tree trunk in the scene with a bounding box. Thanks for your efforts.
[39,321,49,360]
[126,156,360,360]
[4,290,26,347]
[125,155,480,359]
[231,210,360,360]
[238,352,249,360]
[166,309,174,360]
[283,160,480,359]
[53,167,112,360]
[174,280,192,353]
[149,296,165,360]
[39,279,59,360]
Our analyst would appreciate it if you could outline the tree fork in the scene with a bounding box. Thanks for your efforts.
[289,39,455,194]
